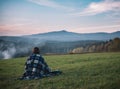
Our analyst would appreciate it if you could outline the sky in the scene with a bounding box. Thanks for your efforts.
[0,0,120,36]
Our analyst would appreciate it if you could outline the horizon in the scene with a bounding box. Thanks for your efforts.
[0,30,120,37]
[0,0,120,36]
[26,30,120,35]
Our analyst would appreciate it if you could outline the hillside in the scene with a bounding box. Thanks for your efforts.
[26,30,120,41]
[0,30,120,59]
[1,30,120,42]
[0,52,120,89]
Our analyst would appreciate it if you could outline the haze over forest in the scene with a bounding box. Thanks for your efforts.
[0,30,120,59]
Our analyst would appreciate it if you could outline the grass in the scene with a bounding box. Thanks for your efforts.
[0,52,120,89]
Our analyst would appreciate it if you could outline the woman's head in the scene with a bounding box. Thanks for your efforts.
[33,47,40,54]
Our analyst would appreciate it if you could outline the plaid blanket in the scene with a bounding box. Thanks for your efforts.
[21,54,51,79]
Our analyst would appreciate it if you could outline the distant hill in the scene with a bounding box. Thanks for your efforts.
[1,30,120,41]
[0,30,120,59]
[25,30,120,41]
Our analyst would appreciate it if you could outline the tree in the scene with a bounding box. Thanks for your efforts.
[72,47,84,53]
[109,38,120,51]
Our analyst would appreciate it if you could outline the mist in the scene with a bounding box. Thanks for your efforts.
[2,47,16,59]
[0,37,46,59]
[0,30,120,59]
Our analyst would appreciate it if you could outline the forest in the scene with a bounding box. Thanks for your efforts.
[71,38,120,54]
[0,37,120,59]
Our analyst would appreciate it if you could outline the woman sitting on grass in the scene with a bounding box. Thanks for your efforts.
[20,47,62,80]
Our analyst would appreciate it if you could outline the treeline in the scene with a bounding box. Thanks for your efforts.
[71,38,120,54]
[0,37,120,59]
[40,40,103,54]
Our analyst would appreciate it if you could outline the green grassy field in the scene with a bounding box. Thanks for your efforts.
[0,52,120,89]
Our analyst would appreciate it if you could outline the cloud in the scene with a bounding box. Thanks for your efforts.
[0,23,55,36]
[73,0,120,16]
[0,24,36,36]
[28,0,74,11]
[80,24,120,30]
[71,24,120,33]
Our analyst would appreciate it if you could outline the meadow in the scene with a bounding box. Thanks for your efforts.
[0,52,120,89]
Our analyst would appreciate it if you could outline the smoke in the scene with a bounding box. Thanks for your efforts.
[0,37,47,59]
[2,47,16,59]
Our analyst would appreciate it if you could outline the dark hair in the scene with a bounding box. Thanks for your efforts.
[33,47,40,54]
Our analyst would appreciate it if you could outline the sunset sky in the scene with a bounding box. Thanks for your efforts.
[0,0,120,36]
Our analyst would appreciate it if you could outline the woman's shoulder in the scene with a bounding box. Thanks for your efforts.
[33,54,43,59]
[30,53,41,57]
[36,54,41,57]
[29,53,43,60]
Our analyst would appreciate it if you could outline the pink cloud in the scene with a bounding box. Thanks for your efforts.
[0,24,43,36]
[70,24,120,33]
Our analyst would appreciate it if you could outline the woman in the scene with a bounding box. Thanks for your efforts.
[21,47,51,80]
[19,47,62,80]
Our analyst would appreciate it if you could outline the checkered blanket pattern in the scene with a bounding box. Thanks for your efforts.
[21,54,51,79]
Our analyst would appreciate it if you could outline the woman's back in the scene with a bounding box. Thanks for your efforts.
[19,47,62,80]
